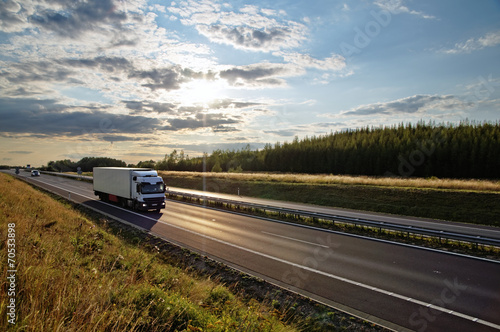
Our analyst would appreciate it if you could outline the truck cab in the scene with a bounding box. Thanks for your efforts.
[131,170,166,211]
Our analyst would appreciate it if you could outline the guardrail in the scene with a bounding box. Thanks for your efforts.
[40,171,93,182]
[31,171,500,248]
[166,190,500,248]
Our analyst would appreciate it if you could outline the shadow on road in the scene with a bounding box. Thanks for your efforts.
[82,199,163,231]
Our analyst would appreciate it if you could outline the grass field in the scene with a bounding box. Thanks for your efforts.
[159,171,500,192]
[159,171,500,227]
[0,173,298,331]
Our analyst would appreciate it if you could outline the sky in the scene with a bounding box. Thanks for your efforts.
[1,0,500,167]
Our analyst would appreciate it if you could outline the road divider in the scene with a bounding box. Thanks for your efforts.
[165,190,500,249]
[36,171,500,249]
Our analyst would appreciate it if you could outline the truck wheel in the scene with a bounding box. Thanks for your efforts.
[155,209,161,213]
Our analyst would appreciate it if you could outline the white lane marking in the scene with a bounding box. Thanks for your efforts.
[28,178,500,331]
[261,231,329,248]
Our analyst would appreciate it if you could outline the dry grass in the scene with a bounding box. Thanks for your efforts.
[159,171,500,192]
[0,173,296,332]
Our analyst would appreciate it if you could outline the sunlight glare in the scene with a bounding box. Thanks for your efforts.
[179,79,227,107]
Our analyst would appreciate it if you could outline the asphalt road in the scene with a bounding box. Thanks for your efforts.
[6,170,500,332]
[165,186,500,240]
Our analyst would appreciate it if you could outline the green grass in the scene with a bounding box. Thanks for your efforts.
[159,171,500,192]
[160,171,500,227]
[0,173,297,332]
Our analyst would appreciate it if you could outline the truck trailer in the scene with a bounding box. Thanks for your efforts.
[93,167,166,212]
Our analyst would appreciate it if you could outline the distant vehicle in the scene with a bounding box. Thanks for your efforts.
[93,167,166,212]
[31,170,40,176]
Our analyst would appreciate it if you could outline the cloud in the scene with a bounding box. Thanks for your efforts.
[168,0,308,52]
[58,56,133,73]
[0,56,207,95]
[208,99,262,109]
[263,129,296,137]
[8,150,33,154]
[101,135,144,142]
[441,30,500,54]
[124,100,178,114]
[374,0,436,19]
[0,0,29,32]
[162,113,239,131]
[278,52,347,71]
[0,96,249,138]
[1,61,74,84]
[123,98,262,116]
[196,24,296,52]
[339,95,472,116]
[128,66,192,91]
[0,97,163,138]
[29,0,128,39]
[219,63,303,87]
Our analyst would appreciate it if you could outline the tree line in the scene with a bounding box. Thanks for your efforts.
[41,157,126,172]
[43,121,500,179]
[157,121,500,179]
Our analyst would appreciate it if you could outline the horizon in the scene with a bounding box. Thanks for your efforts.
[1,0,500,166]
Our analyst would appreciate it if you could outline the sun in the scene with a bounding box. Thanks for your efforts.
[179,79,227,107]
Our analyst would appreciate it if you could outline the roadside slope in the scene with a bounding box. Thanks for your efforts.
[0,172,295,332]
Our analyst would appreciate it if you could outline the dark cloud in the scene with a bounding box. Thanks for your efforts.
[9,151,33,154]
[2,56,199,92]
[0,97,248,139]
[0,97,162,138]
[0,0,26,32]
[2,61,74,84]
[128,67,190,91]
[59,56,133,73]
[199,25,289,51]
[101,135,143,142]
[162,113,239,131]
[124,100,177,114]
[213,126,240,133]
[263,129,296,137]
[29,0,128,38]
[123,98,263,115]
[341,95,468,116]
[208,99,262,109]
[219,64,291,86]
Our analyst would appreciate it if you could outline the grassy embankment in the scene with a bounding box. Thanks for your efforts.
[0,173,298,331]
[160,171,500,227]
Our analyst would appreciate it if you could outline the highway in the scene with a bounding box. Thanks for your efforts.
[7,170,500,332]
[165,186,500,241]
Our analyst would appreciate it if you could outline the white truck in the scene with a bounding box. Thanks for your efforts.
[93,167,166,212]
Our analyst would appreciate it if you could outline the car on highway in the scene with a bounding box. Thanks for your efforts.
[31,170,40,176]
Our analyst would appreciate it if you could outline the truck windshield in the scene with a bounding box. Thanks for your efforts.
[140,182,165,194]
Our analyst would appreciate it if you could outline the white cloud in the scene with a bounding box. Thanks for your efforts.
[374,0,436,19]
[279,52,346,71]
[168,0,308,52]
[441,30,500,54]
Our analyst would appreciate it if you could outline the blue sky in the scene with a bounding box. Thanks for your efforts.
[1,0,500,166]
